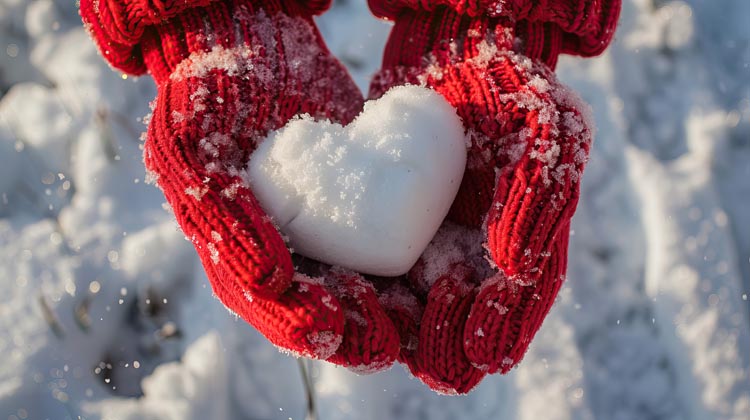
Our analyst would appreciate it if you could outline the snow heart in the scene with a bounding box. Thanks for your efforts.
[247,86,466,276]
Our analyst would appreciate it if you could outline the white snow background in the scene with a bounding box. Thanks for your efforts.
[1,0,749,419]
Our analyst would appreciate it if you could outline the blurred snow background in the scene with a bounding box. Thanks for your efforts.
[1,0,749,419]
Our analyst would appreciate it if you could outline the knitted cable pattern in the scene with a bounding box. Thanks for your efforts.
[81,0,400,371]
[370,4,618,393]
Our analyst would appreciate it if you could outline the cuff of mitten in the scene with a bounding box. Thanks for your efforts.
[369,0,621,59]
[375,6,565,70]
[81,0,332,78]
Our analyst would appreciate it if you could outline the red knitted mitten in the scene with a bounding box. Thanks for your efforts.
[81,0,400,371]
[369,0,620,394]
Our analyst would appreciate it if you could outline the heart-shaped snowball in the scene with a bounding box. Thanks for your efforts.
[246,85,466,276]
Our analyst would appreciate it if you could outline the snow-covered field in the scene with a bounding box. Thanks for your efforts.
[1,0,749,419]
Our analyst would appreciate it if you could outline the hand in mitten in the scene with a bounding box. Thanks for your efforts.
[369,0,621,393]
[81,0,400,372]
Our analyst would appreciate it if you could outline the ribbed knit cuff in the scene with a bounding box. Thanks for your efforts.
[368,0,621,62]
[81,0,332,79]
[377,7,513,70]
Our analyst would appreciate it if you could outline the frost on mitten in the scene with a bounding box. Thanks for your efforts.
[80,0,331,75]
[81,0,400,369]
[370,0,621,68]
[370,1,620,394]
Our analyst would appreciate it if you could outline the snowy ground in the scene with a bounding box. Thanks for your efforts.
[1,0,749,419]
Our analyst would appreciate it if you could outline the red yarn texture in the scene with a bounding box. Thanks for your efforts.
[81,0,620,393]
[369,0,621,68]
[80,0,332,76]
[81,0,400,372]
[370,2,619,394]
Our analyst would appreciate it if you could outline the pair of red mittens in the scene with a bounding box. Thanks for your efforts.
[81,0,620,393]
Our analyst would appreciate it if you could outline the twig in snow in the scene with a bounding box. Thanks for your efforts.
[74,295,92,331]
[39,294,65,339]
[94,106,119,162]
[297,358,318,420]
